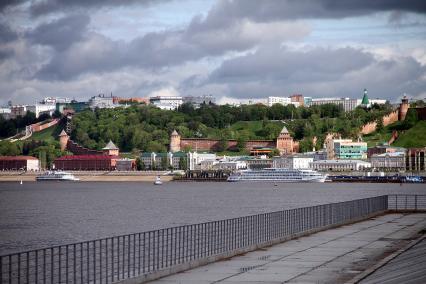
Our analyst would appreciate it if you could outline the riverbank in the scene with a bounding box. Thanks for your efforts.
[0,171,174,182]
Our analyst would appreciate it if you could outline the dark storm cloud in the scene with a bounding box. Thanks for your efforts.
[206,46,426,100]
[27,14,90,51]
[204,0,426,26]
[29,0,169,16]
[0,22,18,43]
[210,46,374,83]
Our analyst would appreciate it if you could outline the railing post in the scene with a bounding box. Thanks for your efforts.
[415,195,418,211]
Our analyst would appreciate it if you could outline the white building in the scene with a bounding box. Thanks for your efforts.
[27,103,56,118]
[89,94,117,109]
[187,152,217,170]
[150,96,183,110]
[213,161,247,171]
[0,107,11,119]
[267,96,300,107]
[309,98,359,112]
[370,152,405,171]
[310,160,371,171]
[272,155,313,169]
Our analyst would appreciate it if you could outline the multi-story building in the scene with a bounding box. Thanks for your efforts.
[272,155,313,169]
[26,103,56,118]
[89,94,118,109]
[367,145,405,158]
[334,141,368,160]
[140,152,187,170]
[370,152,405,171]
[56,101,89,113]
[116,158,136,171]
[187,152,217,170]
[267,96,299,107]
[309,98,359,112]
[10,105,28,118]
[290,94,304,106]
[150,96,183,110]
[406,148,426,171]
[325,135,367,160]
[183,95,215,108]
[309,160,371,171]
[0,107,11,119]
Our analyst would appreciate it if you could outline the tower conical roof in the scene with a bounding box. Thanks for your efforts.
[361,89,369,105]
[171,129,179,136]
[58,129,68,137]
[103,140,118,150]
[280,126,289,134]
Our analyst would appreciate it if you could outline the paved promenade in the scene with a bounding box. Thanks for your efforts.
[150,213,426,284]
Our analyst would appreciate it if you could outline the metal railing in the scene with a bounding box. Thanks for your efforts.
[388,194,426,211]
[2,194,423,284]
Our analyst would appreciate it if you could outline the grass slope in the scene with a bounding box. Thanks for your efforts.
[30,123,62,143]
[392,121,426,148]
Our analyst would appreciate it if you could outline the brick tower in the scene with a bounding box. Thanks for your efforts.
[102,140,119,156]
[398,96,409,121]
[58,129,69,151]
[276,126,294,155]
[170,129,181,153]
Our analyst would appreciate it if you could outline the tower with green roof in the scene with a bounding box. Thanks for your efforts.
[361,88,369,107]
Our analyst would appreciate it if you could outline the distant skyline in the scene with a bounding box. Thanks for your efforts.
[0,0,425,105]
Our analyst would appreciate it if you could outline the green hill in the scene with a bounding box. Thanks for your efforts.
[392,121,426,148]
[30,123,63,143]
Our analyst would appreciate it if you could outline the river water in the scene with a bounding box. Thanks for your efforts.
[0,181,425,255]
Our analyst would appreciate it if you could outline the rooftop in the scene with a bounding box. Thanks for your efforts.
[102,140,118,150]
[0,156,39,160]
[55,155,119,160]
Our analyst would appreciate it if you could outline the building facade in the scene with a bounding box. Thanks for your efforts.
[272,155,313,169]
[370,152,405,171]
[310,160,371,171]
[267,96,299,107]
[183,95,216,108]
[0,156,40,171]
[89,94,118,109]
[406,148,426,171]
[54,155,118,171]
[309,98,359,112]
[149,96,183,110]
[334,141,368,159]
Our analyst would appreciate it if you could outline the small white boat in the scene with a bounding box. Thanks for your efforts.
[154,176,162,185]
[36,171,79,181]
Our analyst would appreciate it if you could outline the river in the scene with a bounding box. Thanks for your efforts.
[0,181,425,255]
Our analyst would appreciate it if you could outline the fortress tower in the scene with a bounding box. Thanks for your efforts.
[398,96,409,121]
[276,126,294,155]
[170,129,181,153]
[102,140,119,156]
[58,130,69,151]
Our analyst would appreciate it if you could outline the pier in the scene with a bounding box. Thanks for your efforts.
[0,194,425,283]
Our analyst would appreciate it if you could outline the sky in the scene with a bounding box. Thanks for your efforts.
[1,0,426,105]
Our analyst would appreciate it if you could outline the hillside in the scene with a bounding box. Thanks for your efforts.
[392,121,426,148]
[30,123,63,143]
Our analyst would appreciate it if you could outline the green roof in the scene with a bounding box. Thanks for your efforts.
[361,89,369,105]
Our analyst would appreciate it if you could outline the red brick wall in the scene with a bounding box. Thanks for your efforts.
[360,110,399,135]
[180,138,274,151]
[66,140,104,155]
[30,119,60,132]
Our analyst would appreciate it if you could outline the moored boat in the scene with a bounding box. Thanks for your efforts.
[227,168,327,183]
[154,176,163,185]
[36,171,79,181]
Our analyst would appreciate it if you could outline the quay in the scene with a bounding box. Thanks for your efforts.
[1,195,425,284]
[152,213,426,283]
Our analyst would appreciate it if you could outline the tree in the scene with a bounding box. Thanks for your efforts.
[161,156,168,170]
[376,118,384,133]
[135,157,144,171]
[0,141,21,156]
[216,137,228,152]
[179,157,187,170]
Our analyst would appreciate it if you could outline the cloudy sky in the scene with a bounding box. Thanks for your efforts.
[1,0,426,105]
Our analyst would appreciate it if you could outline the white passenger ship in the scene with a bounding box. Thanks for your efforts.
[227,168,327,183]
[36,171,79,181]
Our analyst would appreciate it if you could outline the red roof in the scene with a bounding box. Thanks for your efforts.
[0,156,38,160]
[55,155,119,161]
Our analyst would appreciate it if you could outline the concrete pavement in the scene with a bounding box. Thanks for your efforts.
[149,213,426,284]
